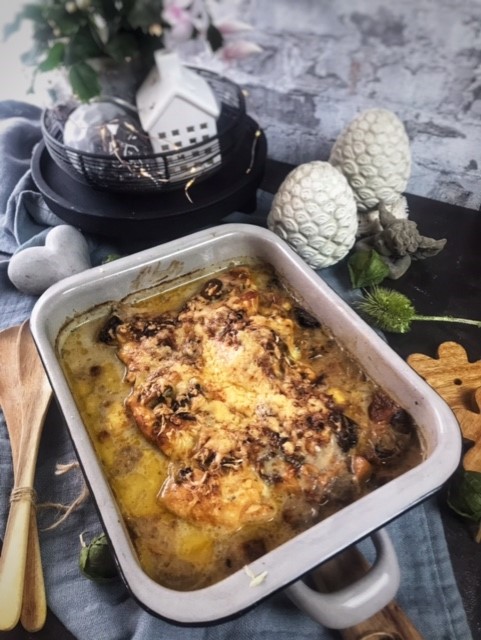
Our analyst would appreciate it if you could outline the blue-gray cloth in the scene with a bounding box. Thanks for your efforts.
[0,100,472,640]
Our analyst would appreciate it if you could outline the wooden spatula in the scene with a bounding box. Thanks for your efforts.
[0,321,51,632]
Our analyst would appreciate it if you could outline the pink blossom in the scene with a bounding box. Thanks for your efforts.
[161,1,262,60]
[215,19,253,35]
[219,40,263,61]
[162,0,195,43]
[162,0,211,43]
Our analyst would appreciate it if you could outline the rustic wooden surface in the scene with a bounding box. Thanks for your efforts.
[314,548,424,640]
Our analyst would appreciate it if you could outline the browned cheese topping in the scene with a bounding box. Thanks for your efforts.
[103,266,415,533]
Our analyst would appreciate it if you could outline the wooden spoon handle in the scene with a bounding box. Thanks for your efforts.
[0,495,31,630]
[0,322,50,632]
[20,507,47,632]
[0,394,48,632]
[0,414,49,631]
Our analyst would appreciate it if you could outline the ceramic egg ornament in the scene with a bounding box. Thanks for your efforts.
[267,161,358,269]
[329,109,411,214]
[63,100,151,157]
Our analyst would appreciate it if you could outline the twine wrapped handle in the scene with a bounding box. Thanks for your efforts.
[9,487,37,505]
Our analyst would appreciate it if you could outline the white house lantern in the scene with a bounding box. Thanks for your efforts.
[136,51,221,182]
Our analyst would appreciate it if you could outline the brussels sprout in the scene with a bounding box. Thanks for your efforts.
[79,533,119,583]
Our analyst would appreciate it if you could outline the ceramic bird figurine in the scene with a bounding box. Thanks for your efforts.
[329,108,411,226]
[267,161,358,269]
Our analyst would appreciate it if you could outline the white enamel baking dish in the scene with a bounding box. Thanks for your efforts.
[30,223,461,628]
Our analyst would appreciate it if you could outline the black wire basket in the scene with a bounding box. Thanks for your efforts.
[41,68,248,194]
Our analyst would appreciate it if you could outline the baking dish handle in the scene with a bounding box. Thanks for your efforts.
[284,529,400,629]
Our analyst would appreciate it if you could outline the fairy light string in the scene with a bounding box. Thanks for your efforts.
[246,129,262,174]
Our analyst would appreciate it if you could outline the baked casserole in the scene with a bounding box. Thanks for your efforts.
[58,261,422,590]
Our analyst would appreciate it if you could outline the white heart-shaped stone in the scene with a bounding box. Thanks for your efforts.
[8,225,91,295]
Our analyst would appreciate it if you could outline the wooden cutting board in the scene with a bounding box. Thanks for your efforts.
[407,341,481,471]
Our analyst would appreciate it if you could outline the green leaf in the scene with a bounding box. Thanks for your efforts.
[79,533,119,583]
[104,32,139,62]
[447,468,481,521]
[120,0,138,16]
[31,20,56,45]
[4,3,44,40]
[43,6,85,37]
[21,45,44,67]
[4,4,49,43]
[65,26,104,65]
[347,249,390,289]
[127,0,164,31]
[21,4,45,21]
[206,24,224,52]
[38,42,66,71]
[3,13,24,41]
[69,61,101,101]
[90,0,120,22]
[102,253,122,263]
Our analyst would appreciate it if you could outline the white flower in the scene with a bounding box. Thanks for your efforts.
[189,0,210,33]
[65,1,77,13]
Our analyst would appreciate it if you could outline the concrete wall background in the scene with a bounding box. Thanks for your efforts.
[199,0,481,210]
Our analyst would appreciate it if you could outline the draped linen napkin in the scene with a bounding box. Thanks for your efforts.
[0,100,472,640]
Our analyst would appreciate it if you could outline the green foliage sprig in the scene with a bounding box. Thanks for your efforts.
[4,0,224,101]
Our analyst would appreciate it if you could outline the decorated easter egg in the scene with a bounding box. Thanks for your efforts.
[267,161,358,269]
[329,109,411,212]
[63,100,151,157]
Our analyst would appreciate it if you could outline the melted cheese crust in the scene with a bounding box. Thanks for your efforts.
[111,267,394,532]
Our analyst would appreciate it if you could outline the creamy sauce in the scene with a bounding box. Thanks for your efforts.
[58,261,423,590]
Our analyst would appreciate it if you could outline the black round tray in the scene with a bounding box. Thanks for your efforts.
[32,117,266,244]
